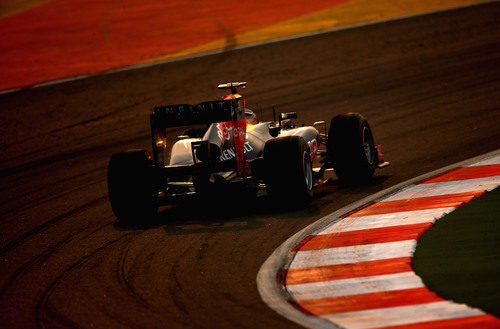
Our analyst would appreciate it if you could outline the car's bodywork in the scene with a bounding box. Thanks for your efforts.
[149,82,320,202]
[107,82,389,221]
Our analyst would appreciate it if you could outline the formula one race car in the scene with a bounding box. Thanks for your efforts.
[108,82,389,222]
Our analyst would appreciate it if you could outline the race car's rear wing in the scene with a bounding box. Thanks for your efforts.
[150,98,247,176]
[150,99,239,129]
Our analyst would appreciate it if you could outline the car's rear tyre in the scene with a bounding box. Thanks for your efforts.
[327,113,376,184]
[264,136,313,202]
[107,150,159,223]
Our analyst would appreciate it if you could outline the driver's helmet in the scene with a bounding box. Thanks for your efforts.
[244,108,259,124]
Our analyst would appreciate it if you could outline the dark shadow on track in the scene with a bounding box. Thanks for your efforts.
[114,193,323,235]
[113,175,390,235]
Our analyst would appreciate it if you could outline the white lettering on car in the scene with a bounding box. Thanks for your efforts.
[220,142,254,161]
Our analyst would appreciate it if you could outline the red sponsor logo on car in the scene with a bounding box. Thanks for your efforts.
[217,122,232,141]
[308,138,318,161]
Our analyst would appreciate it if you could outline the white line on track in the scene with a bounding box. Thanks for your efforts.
[318,207,454,234]
[322,301,485,329]
[465,154,500,166]
[288,240,417,269]
[384,176,500,201]
[287,272,422,300]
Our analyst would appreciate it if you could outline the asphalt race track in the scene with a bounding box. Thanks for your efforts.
[1,2,500,328]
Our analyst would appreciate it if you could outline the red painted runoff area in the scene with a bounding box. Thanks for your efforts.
[0,0,348,90]
[419,164,500,184]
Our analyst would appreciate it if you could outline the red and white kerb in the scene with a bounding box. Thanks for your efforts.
[282,155,500,329]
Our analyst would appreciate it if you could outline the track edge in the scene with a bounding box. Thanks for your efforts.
[256,148,500,329]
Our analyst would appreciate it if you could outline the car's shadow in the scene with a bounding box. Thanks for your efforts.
[315,175,390,197]
[114,175,390,235]
[114,192,323,235]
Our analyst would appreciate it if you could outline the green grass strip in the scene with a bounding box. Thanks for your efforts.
[413,186,500,316]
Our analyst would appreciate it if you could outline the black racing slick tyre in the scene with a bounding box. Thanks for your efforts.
[264,136,314,202]
[107,150,159,223]
[327,113,376,184]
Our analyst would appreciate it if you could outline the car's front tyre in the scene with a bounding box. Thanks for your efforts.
[327,112,376,184]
